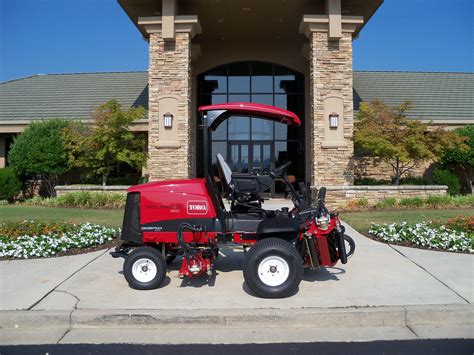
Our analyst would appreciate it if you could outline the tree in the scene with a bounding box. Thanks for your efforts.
[440,125,473,193]
[354,100,462,185]
[8,119,70,197]
[62,100,147,185]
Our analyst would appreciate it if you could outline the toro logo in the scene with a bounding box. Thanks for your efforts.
[187,200,208,215]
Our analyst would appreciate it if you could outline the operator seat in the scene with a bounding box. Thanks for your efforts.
[216,153,234,196]
[216,153,273,198]
[216,154,297,236]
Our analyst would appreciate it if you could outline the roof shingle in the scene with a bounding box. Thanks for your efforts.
[0,72,148,122]
[1,71,472,123]
[353,71,474,121]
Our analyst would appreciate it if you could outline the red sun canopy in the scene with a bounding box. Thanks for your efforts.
[198,102,302,129]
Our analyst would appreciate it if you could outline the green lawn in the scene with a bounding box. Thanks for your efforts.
[342,208,474,234]
[0,206,123,227]
[0,205,472,234]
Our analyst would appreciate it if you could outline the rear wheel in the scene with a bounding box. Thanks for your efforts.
[344,234,355,258]
[123,246,166,290]
[243,238,303,298]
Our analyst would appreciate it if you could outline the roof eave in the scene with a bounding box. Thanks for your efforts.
[117,0,149,40]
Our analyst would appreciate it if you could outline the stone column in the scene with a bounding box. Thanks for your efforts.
[0,136,5,168]
[139,16,200,181]
[300,15,363,187]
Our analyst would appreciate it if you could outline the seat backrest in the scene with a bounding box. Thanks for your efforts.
[216,153,233,194]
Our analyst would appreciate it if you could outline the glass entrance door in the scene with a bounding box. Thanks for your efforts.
[198,61,305,184]
[229,143,249,173]
[228,141,275,195]
[251,143,272,175]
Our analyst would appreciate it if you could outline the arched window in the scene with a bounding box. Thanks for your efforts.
[197,61,305,194]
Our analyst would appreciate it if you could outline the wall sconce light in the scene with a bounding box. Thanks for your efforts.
[329,112,339,129]
[163,112,173,129]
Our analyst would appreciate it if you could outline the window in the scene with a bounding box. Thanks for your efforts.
[197,62,305,186]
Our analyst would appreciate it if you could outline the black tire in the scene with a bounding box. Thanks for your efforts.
[344,234,356,258]
[123,246,167,290]
[243,238,303,299]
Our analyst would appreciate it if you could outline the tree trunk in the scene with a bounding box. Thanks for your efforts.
[394,175,401,185]
[393,158,401,185]
[43,176,57,197]
[102,172,109,186]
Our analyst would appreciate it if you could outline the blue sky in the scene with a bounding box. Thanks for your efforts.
[0,0,472,82]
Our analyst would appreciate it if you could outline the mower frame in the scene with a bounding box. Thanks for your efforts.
[112,102,351,298]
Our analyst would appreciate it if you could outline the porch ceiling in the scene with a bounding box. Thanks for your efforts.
[118,0,383,41]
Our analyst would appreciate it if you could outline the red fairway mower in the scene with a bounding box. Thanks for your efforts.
[111,103,355,298]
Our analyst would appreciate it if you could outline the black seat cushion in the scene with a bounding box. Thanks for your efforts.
[231,174,273,194]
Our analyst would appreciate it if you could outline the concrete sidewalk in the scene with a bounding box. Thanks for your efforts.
[1,223,472,344]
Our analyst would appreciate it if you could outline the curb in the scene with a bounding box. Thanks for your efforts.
[2,304,472,331]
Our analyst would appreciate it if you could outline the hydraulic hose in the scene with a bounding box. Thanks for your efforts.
[177,223,202,266]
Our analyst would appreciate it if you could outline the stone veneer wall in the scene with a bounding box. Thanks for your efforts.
[311,185,448,209]
[310,32,354,186]
[148,32,192,181]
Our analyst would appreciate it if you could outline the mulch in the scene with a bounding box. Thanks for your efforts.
[54,237,122,257]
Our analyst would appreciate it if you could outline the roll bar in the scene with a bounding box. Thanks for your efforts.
[198,102,302,181]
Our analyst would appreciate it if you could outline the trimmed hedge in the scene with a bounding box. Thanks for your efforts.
[433,168,461,195]
[23,191,126,209]
[354,194,474,210]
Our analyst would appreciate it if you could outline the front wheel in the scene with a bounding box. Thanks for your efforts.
[243,238,303,298]
[344,234,356,258]
[123,246,166,290]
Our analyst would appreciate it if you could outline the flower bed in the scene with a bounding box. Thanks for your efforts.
[0,221,120,259]
[369,216,473,253]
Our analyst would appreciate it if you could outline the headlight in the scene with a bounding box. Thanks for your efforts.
[316,215,330,230]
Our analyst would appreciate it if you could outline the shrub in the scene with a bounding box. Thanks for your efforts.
[375,197,397,209]
[0,168,22,202]
[432,216,474,234]
[399,176,430,185]
[354,178,390,185]
[24,191,126,209]
[441,125,473,193]
[8,120,70,197]
[354,177,430,186]
[355,198,369,207]
[451,194,474,208]
[425,195,452,208]
[433,168,461,195]
[446,216,474,233]
[0,220,76,239]
[398,197,424,208]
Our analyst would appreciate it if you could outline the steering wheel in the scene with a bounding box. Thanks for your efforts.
[270,161,292,178]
